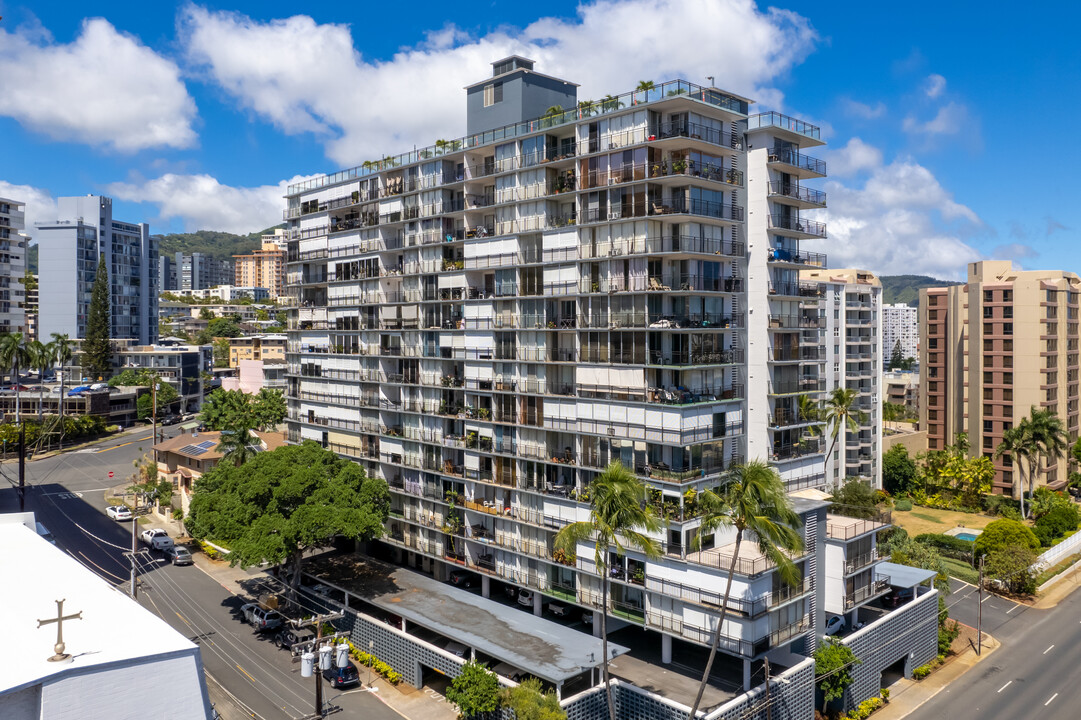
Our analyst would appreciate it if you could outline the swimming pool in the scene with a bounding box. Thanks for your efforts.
[955,532,978,542]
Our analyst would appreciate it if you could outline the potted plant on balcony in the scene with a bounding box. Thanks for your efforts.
[478,408,491,420]
[465,431,478,449]
[672,159,688,174]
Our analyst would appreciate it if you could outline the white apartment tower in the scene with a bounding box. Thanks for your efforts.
[36,195,158,344]
[882,303,917,365]
[801,269,883,487]
[0,198,27,335]
[285,59,833,692]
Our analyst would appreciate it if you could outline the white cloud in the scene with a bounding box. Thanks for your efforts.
[840,98,886,120]
[0,181,57,235]
[179,1,818,166]
[991,243,1037,262]
[805,158,983,279]
[828,138,883,178]
[902,101,969,137]
[105,174,316,234]
[0,18,197,151]
[924,73,946,98]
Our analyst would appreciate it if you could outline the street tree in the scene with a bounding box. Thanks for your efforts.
[446,660,500,719]
[0,332,31,424]
[84,254,113,379]
[883,445,918,495]
[554,461,660,720]
[500,677,566,720]
[687,461,804,720]
[814,638,860,713]
[185,441,389,593]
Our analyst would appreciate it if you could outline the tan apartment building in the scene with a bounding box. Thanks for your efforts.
[920,260,1080,495]
[233,233,286,298]
[228,334,287,368]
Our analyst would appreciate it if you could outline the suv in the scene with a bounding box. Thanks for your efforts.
[106,505,133,521]
[241,603,284,632]
[449,570,477,588]
[517,589,535,608]
[274,626,316,656]
[324,661,360,689]
[140,528,174,550]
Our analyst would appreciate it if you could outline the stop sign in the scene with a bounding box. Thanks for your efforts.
[108,471,114,478]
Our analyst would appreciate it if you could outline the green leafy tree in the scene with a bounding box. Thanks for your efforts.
[500,677,566,720]
[985,546,1038,595]
[186,441,389,592]
[822,387,865,463]
[84,254,113,379]
[275,311,288,326]
[199,307,215,320]
[136,380,179,421]
[814,637,860,713]
[883,445,918,495]
[200,389,252,430]
[1026,407,1068,509]
[446,660,500,719]
[687,461,804,720]
[213,337,231,368]
[974,518,1040,558]
[255,308,270,321]
[206,317,242,338]
[828,478,878,518]
[938,454,995,509]
[554,461,661,720]
[251,388,287,430]
[0,332,31,424]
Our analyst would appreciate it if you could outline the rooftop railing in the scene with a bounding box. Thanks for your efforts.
[747,111,822,141]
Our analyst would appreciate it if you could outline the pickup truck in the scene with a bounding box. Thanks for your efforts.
[140,528,174,550]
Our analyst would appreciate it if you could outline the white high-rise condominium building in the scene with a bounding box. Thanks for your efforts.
[284,57,865,702]
[36,196,158,344]
[0,198,27,335]
[882,303,917,365]
[801,269,883,487]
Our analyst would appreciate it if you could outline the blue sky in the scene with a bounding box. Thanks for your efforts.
[0,0,1077,278]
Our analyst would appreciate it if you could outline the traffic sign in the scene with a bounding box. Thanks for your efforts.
[108,471,114,478]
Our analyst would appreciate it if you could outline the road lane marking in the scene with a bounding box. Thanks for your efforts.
[174,611,191,628]
[1045,693,1058,706]
[997,681,1011,693]
[94,435,152,453]
[1006,604,1019,614]
[1044,644,1055,654]
[981,595,992,603]
[236,664,257,684]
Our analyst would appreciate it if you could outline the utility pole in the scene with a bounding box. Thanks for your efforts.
[294,610,346,719]
[764,657,772,720]
[977,554,985,656]
[129,510,138,598]
[17,421,25,511]
[151,378,159,444]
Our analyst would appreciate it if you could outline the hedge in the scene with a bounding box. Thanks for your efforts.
[914,533,974,560]
[346,641,402,684]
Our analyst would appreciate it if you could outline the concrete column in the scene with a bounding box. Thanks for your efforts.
[401,618,407,633]
[743,658,752,691]
[661,633,673,664]
[481,575,490,599]
[533,591,543,616]
[593,611,602,637]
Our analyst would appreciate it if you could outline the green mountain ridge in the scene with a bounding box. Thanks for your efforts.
[879,275,962,306]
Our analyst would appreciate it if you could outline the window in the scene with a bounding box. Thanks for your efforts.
[983,419,993,434]
[929,338,938,349]
[483,82,504,107]
[984,290,994,302]
[1003,372,1013,385]
[928,310,939,321]
[1003,322,1013,336]
[983,306,994,318]
[984,404,994,417]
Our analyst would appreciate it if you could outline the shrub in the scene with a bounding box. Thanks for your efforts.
[446,660,500,718]
[346,641,402,684]
[913,664,934,680]
[915,533,974,557]
[198,540,222,560]
[974,519,1039,557]
[1034,504,1079,545]
[843,697,884,720]
[985,546,1039,595]
[938,618,960,656]
[894,498,913,511]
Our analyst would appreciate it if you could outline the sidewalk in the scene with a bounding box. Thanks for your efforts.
[873,631,999,720]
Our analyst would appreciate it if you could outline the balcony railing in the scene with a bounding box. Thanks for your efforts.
[767,247,828,267]
[845,547,883,575]
[844,576,891,610]
[767,148,827,175]
[770,214,827,238]
[748,111,822,141]
[767,182,827,206]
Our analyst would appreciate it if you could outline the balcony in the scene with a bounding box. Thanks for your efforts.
[767,148,827,177]
[685,540,805,577]
[769,214,827,239]
[844,547,883,575]
[769,282,824,299]
[767,247,827,267]
[767,182,827,208]
[844,576,891,610]
[825,512,892,541]
[748,111,823,143]
[771,438,823,460]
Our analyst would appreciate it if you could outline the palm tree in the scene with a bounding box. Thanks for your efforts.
[27,339,50,422]
[1026,407,1068,513]
[995,425,1034,518]
[635,80,656,104]
[687,462,804,720]
[822,387,865,464]
[0,332,31,425]
[554,462,661,720]
[49,333,73,438]
[215,420,259,467]
[601,94,625,112]
[577,99,596,118]
[796,394,821,433]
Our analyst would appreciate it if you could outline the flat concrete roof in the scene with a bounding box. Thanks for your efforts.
[877,561,938,589]
[307,556,628,684]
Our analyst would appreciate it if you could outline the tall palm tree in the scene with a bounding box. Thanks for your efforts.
[49,333,73,437]
[822,387,865,464]
[1026,406,1068,513]
[27,339,50,422]
[0,332,31,425]
[215,419,259,467]
[687,461,804,720]
[577,99,597,118]
[995,425,1034,518]
[797,394,821,433]
[601,94,625,112]
[635,80,656,104]
[554,462,661,720]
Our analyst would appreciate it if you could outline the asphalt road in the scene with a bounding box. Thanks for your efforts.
[919,577,1081,720]
[0,428,400,720]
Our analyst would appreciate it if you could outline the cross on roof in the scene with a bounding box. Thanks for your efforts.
[37,598,82,662]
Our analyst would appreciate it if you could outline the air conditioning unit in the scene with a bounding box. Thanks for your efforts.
[608,211,622,221]
[607,177,616,186]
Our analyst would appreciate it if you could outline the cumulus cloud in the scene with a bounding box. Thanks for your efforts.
[0,18,197,151]
[0,181,58,234]
[924,73,946,98]
[804,158,983,279]
[991,243,1038,262]
[179,1,818,165]
[105,174,316,234]
[828,138,883,178]
[902,101,973,138]
[840,98,886,120]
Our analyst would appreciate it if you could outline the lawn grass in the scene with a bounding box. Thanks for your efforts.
[893,506,998,537]
[940,556,979,585]
[1036,553,1081,587]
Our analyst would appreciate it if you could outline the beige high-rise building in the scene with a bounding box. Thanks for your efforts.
[920,260,1080,496]
[234,232,286,298]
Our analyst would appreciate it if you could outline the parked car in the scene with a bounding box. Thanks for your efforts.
[240,603,284,632]
[323,661,360,689]
[161,414,182,426]
[445,641,469,658]
[89,383,109,391]
[823,615,845,637]
[517,589,534,608]
[164,545,194,566]
[274,626,316,656]
[547,602,568,618]
[140,528,174,550]
[106,505,134,521]
[449,570,477,588]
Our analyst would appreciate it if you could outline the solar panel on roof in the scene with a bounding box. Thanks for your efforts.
[197,440,216,450]
[178,444,210,456]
